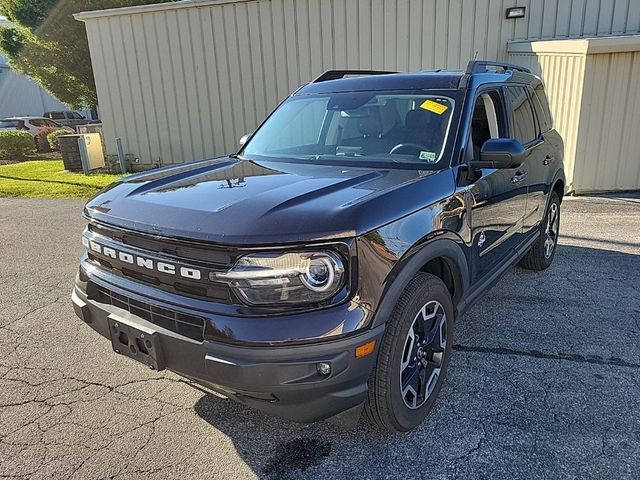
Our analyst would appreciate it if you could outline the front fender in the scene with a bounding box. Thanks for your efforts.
[357,235,469,329]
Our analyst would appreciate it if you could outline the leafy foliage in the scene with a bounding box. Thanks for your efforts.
[0,130,36,160]
[0,1,174,109]
[46,128,71,151]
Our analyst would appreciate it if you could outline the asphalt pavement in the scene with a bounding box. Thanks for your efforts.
[0,194,639,479]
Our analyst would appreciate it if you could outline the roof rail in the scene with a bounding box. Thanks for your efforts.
[312,70,397,83]
[465,60,531,74]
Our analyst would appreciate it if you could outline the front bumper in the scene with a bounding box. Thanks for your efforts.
[72,284,384,423]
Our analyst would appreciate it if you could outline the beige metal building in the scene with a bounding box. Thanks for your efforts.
[76,0,640,192]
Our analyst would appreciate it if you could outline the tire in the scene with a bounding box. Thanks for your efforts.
[519,191,561,271]
[363,273,454,432]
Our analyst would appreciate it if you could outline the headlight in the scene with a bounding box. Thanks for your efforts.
[215,251,345,306]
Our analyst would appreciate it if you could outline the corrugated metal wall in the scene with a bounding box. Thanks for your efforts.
[575,50,640,192]
[77,0,640,167]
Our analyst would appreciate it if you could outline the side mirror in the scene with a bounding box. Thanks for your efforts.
[239,134,250,147]
[469,138,525,169]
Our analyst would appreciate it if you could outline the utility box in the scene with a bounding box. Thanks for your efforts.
[508,35,640,194]
[80,133,105,171]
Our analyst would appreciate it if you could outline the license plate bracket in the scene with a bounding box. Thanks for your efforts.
[107,315,165,371]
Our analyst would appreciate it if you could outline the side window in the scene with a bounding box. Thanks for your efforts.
[470,90,506,160]
[30,119,44,127]
[51,112,65,120]
[506,86,538,144]
[531,82,552,132]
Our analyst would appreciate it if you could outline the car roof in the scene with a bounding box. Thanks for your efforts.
[297,71,465,95]
[295,62,542,95]
[2,116,51,120]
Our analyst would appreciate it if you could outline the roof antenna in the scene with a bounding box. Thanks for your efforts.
[473,51,478,61]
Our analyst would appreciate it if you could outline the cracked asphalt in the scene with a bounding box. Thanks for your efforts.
[1,194,639,479]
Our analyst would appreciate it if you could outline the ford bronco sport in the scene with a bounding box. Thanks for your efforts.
[72,61,565,432]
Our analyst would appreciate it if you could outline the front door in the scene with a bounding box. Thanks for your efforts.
[463,89,528,284]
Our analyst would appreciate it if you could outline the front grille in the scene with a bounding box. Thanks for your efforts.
[89,282,205,342]
[86,221,237,303]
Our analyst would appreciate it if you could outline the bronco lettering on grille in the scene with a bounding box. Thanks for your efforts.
[85,238,202,280]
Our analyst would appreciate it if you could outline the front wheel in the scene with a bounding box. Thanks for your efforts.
[363,273,454,432]
[519,191,561,271]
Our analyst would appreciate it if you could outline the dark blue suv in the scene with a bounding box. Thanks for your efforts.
[72,61,565,432]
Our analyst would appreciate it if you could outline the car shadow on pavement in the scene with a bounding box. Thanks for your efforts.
[192,243,640,479]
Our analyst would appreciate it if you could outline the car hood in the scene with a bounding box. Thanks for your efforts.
[85,157,455,244]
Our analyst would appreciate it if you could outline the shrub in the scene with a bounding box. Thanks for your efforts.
[0,130,36,160]
[47,128,72,151]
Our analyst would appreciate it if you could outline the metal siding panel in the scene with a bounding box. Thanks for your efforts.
[81,0,640,169]
[541,0,559,38]
[555,0,572,37]
[199,8,226,156]
[107,17,136,160]
[628,0,640,32]
[396,0,410,71]
[333,0,348,69]
[421,0,437,68]
[434,0,449,67]
[84,21,117,158]
[596,0,615,34]
[296,0,313,81]
[320,0,335,70]
[212,7,236,153]
[459,0,477,65]
[446,0,462,68]
[582,0,600,35]
[308,0,326,75]
[513,0,531,39]
[182,8,207,160]
[358,0,373,69]
[611,0,631,34]
[383,0,398,68]
[130,14,162,164]
[485,0,502,60]
[568,0,587,36]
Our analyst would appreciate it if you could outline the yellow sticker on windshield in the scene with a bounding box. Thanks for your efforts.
[420,99,448,115]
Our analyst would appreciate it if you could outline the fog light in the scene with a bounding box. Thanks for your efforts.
[317,362,331,376]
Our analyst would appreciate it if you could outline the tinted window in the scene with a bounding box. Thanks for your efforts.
[69,112,83,119]
[50,112,65,120]
[0,120,19,128]
[30,119,45,127]
[506,86,538,144]
[531,82,552,132]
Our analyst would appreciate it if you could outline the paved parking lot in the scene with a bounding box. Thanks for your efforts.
[1,195,639,479]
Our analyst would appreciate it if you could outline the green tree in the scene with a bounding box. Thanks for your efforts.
[0,0,173,109]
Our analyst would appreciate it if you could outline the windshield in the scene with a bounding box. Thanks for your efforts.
[242,90,459,167]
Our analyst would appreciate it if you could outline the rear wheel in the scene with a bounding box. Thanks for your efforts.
[519,191,561,271]
[364,273,453,432]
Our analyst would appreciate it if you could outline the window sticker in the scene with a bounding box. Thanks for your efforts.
[419,151,437,162]
[420,99,448,115]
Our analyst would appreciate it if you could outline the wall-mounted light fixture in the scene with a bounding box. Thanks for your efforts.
[506,6,526,19]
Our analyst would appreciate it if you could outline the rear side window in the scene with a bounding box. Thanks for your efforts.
[50,112,65,120]
[505,86,538,145]
[531,82,552,132]
[30,119,45,127]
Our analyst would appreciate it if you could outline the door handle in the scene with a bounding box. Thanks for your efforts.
[543,155,552,166]
[511,171,528,184]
